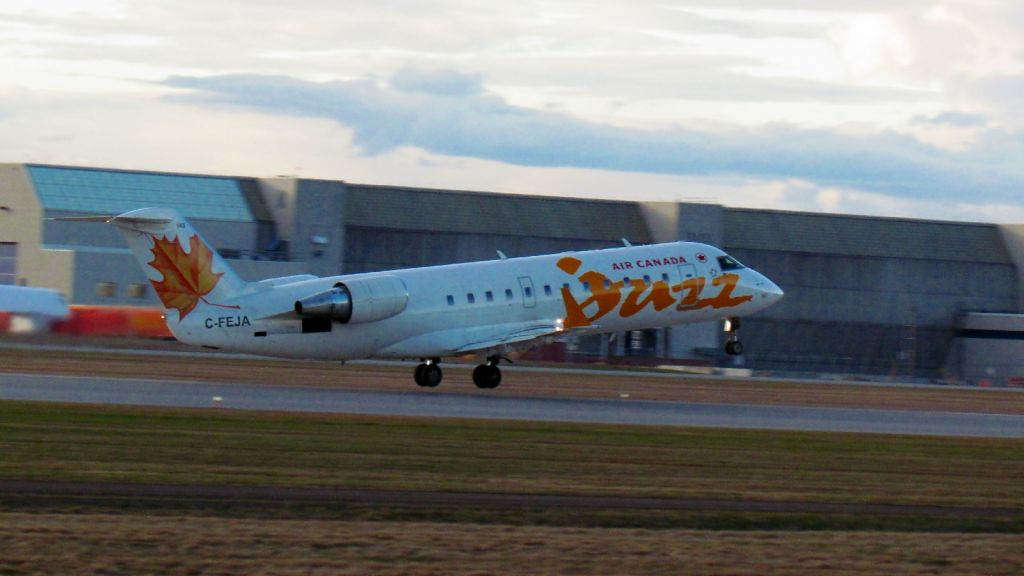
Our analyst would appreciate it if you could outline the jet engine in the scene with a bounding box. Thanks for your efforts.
[294,275,408,324]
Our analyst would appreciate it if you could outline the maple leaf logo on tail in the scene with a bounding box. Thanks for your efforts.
[147,234,237,321]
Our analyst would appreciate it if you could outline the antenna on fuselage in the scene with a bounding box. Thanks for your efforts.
[496,250,508,260]
[621,238,633,247]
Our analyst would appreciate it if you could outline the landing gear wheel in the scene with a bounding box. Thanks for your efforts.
[414,361,443,387]
[472,364,502,389]
[724,317,743,356]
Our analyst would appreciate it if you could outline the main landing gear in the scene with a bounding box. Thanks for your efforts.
[724,317,744,356]
[413,356,504,389]
[472,356,503,389]
[414,358,443,388]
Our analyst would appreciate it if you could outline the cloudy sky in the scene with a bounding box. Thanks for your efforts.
[2,0,1023,222]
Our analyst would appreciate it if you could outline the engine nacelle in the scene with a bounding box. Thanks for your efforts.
[294,275,408,324]
[294,286,352,323]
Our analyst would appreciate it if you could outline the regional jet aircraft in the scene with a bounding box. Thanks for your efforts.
[70,208,783,388]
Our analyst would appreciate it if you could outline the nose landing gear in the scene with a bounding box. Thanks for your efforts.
[724,317,744,356]
[472,356,504,389]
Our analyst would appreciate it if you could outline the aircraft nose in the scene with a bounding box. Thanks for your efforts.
[763,278,784,304]
[748,272,784,306]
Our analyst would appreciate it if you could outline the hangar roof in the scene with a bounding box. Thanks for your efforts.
[725,209,1013,265]
[344,184,651,242]
[26,164,255,222]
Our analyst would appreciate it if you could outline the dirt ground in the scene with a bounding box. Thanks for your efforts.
[2,512,1022,576]
[2,335,1022,414]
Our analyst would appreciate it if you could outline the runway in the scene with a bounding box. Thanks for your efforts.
[3,372,1023,437]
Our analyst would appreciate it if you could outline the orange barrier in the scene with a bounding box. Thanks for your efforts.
[53,306,172,339]
[125,308,171,339]
[521,342,567,363]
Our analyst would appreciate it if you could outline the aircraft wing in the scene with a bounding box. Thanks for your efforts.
[379,319,580,357]
[452,321,565,354]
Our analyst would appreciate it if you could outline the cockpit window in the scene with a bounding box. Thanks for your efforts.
[717,255,745,271]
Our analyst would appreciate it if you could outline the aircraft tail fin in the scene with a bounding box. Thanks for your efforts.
[74,208,248,323]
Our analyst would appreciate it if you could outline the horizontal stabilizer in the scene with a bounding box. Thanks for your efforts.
[56,208,248,328]
[51,215,173,224]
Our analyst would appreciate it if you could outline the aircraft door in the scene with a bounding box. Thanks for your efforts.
[677,264,697,282]
[518,276,536,308]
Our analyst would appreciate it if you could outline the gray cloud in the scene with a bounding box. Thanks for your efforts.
[474,52,926,104]
[391,67,484,97]
[165,71,1024,202]
[660,10,819,39]
[0,0,950,112]
[961,75,1024,116]
[910,111,987,127]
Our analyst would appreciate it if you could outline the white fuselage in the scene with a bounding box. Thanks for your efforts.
[169,241,783,360]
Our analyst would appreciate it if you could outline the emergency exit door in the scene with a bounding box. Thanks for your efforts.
[518,276,536,308]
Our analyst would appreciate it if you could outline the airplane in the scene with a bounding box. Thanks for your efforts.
[0,285,70,333]
[64,207,783,388]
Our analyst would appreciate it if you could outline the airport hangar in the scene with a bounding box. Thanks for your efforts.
[1,162,1022,385]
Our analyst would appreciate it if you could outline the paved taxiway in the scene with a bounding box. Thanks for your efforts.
[3,372,1023,437]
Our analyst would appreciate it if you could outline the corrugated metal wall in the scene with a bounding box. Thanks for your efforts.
[342,185,651,272]
[725,210,1018,377]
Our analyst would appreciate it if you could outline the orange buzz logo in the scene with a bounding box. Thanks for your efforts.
[556,256,752,329]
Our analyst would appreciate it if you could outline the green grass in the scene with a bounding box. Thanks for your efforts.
[1,400,1022,531]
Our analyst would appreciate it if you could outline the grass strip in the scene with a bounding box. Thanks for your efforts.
[1,400,1022,531]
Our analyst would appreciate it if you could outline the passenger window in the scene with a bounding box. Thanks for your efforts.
[623,277,630,284]
[603,279,611,289]
[524,286,533,298]
[643,275,651,285]
[446,295,454,306]
[467,293,475,304]
[661,273,669,282]
[485,290,494,302]
[583,281,591,292]
[544,285,552,297]
[505,288,514,301]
